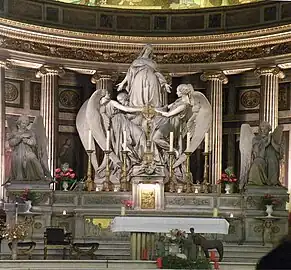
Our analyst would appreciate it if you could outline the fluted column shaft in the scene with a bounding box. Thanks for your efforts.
[255,67,285,131]
[201,71,228,186]
[0,61,6,198]
[36,66,64,176]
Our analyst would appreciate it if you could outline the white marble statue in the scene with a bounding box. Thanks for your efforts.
[7,115,51,181]
[117,44,171,107]
[77,44,212,187]
[239,122,284,190]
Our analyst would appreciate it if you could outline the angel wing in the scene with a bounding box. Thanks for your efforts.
[173,91,211,168]
[30,116,51,177]
[86,90,121,165]
[239,124,255,190]
[76,100,99,172]
[272,125,283,146]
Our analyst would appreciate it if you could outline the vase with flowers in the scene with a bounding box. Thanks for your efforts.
[261,194,280,217]
[54,163,77,191]
[164,229,187,255]
[20,188,37,212]
[217,167,237,194]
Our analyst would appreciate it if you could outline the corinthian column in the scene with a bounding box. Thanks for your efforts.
[0,60,9,197]
[201,71,228,187]
[255,67,285,131]
[91,71,118,94]
[36,65,65,176]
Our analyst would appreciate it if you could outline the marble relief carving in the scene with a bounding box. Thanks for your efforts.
[59,87,81,112]
[30,82,41,110]
[1,35,291,64]
[5,79,23,108]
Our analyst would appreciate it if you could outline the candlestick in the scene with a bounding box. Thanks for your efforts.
[123,130,127,151]
[186,132,190,151]
[15,202,18,225]
[120,149,129,192]
[205,132,209,153]
[85,150,95,191]
[103,150,112,191]
[168,151,177,192]
[201,151,211,193]
[106,130,110,151]
[121,206,126,216]
[184,151,192,193]
[169,132,174,152]
[88,130,92,150]
[213,208,218,217]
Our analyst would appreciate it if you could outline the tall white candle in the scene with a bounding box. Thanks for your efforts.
[106,130,110,151]
[169,132,174,152]
[123,130,127,150]
[88,130,92,150]
[186,132,190,151]
[205,132,209,153]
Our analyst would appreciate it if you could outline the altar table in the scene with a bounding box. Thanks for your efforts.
[111,217,229,259]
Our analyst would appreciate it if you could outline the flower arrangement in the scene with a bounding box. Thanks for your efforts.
[121,200,134,209]
[165,229,187,244]
[1,223,29,241]
[19,189,37,204]
[261,194,280,206]
[218,167,237,184]
[55,167,76,182]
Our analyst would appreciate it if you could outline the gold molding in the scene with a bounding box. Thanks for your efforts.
[1,18,291,53]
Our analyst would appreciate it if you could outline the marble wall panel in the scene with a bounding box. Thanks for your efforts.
[5,79,24,108]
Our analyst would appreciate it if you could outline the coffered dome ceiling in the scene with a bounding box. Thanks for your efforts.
[56,0,261,9]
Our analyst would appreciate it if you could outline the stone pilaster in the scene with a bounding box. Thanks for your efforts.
[91,71,118,94]
[36,65,65,176]
[201,71,228,186]
[255,67,285,131]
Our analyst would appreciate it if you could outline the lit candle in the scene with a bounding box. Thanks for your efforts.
[177,188,182,193]
[230,213,234,218]
[194,188,199,194]
[186,132,190,151]
[205,132,209,153]
[106,130,110,151]
[121,206,126,216]
[213,208,218,217]
[169,132,174,152]
[88,130,92,150]
[15,202,18,224]
[123,130,127,151]
[95,187,99,192]
[62,210,67,216]
[114,187,118,192]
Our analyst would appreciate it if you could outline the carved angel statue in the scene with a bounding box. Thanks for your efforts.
[239,122,284,190]
[154,84,212,168]
[117,44,171,107]
[7,115,51,181]
[76,89,146,185]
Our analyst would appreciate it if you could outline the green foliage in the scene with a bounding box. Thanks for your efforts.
[161,255,212,269]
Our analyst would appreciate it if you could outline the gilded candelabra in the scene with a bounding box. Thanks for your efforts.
[201,151,211,193]
[184,151,193,193]
[168,151,177,193]
[103,150,112,191]
[85,150,95,191]
[120,149,129,192]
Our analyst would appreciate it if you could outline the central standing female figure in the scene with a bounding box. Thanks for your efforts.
[117,44,171,108]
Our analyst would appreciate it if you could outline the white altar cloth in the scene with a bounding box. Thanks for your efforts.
[111,217,229,234]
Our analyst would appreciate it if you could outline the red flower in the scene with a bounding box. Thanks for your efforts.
[64,172,71,177]
[68,168,73,172]
[55,174,61,179]
[70,173,76,179]
[221,173,228,179]
[60,172,64,176]
[55,168,61,173]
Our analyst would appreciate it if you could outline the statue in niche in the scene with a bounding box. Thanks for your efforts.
[76,44,212,187]
[117,44,171,108]
[239,122,284,190]
[7,115,51,181]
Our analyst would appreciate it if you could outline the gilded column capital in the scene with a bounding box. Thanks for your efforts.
[91,70,118,84]
[36,65,65,78]
[200,71,228,84]
[254,66,285,79]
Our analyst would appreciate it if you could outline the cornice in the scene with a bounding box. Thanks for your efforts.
[1,18,291,53]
